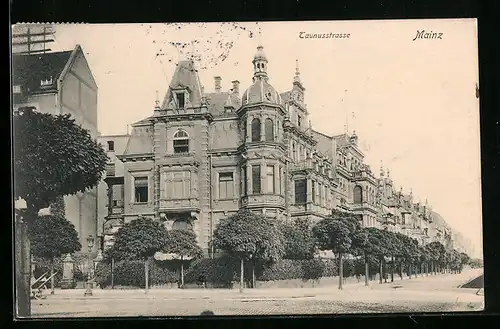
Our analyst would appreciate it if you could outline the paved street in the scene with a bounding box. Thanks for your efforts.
[31,269,483,317]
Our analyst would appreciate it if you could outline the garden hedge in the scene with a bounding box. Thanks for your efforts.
[93,256,392,288]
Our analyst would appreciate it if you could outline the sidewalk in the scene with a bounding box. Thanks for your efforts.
[44,269,482,301]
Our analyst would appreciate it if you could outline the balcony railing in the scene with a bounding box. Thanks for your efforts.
[290,159,315,171]
[350,202,379,213]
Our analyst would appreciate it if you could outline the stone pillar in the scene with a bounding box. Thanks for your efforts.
[307,177,313,203]
[247,165,253,195]
[260,116,265,142]
[60,253,75,289]
[246,117,251,143]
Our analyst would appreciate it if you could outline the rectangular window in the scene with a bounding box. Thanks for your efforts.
[252,165,261,194]
[266,165,275,194]
[13,85,21,94]
[177,92,185,109]
[318,183,323,206]
[218,172,234,199]
[298,115,302,128]
[294,179,307,204]
[166,171,191,199]
[311,180,316,203]
[278,166,282,195]
[173,139,189,154]
[134,177,149,203]
[107,140,115,152]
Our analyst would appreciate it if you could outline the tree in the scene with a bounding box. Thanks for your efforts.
[106,216,168,293]
[427,241,446,274]
[312,211,359,290]
[459,252,470,272]
[351,228,380,286]
[279,218,315,260]
[28,196,81,294]
[213,209,285,292]
[163,228,203,287]
[14,107,108,316]
[418,245,431,276]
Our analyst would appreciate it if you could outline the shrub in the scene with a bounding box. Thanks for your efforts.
[258,259,304,281]
[95,262,112,288]
[342,259,356,278]
[323,259,338,277]
[301,259,326,281]
[184,256,239,287]
[150,261,179,285]
[94,260,178,288]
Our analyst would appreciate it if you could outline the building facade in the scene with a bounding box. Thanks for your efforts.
[99,46,473,256]
[13,45,100,253]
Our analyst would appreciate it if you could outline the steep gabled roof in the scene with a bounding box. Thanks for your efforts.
[161,60,203,109]
[12,50,73,93]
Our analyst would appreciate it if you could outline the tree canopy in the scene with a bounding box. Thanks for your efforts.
[163,228,203,260]
[29,196,81,260]
[313,211,359,255]
[213,208,285,261]
[106,216,168,261]
[279,218,315,260]
[14,107,108,215]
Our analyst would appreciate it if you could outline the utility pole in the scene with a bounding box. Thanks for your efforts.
[12,25,55,55]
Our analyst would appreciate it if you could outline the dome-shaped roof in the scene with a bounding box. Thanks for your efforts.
[241,79,282,106]
[253,45,267,62]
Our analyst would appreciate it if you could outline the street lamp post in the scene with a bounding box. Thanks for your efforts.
[84,235,94,297]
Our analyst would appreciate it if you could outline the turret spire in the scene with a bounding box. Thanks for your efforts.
[294,59,301,84]
[252,44,268,81]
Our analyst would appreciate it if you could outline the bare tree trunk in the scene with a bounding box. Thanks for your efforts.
[408,264,412,279]
[390,257,394,282]
[180,259,184,287]
[240,258,244,293]
[252,258,256,289]
[364,254,369,286]
[111,257,114,289]
[144,259,149,294]
[338,253,343,290]
[378,259,383,284]
[15,215,31,317]
[50,257,55,295]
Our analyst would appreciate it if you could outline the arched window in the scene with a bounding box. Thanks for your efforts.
[353,185,363,204]
[251,118,261,142]
[173,130,189,154]
[172,220,193,231]
[265,118,274,141]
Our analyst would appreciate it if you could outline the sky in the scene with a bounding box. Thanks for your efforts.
[37,20,481,257]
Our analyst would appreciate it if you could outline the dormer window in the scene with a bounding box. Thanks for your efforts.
[173,129,189,153]
[176,92,185,109]
[40,77,53,88]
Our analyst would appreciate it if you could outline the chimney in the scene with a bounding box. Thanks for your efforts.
[231,80,240,95]
[214,76,222,93]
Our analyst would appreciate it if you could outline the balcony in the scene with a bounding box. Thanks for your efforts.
[350,202,379,214]
[241,194,286,209]
[290,159,315,172]
[159,198,200,212]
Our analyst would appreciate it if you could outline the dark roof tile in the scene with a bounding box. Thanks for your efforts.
[12,50,73,94]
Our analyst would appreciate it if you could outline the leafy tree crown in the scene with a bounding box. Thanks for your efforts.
[107,216,168,261]
[14,107,108,213]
